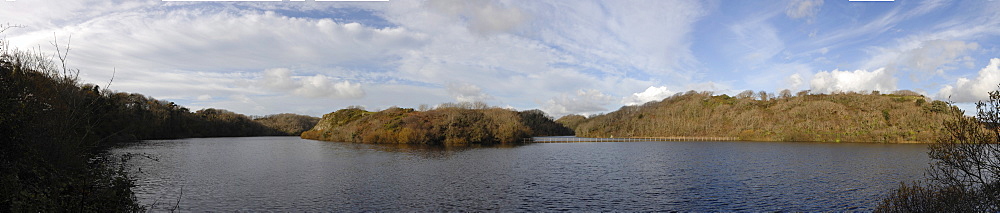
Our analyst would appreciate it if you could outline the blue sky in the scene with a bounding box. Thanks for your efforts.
[2,0,999,117]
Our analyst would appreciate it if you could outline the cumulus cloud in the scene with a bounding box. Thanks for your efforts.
[540,89,614,117]
[295,75,364,99]
[809,68,896,94]
[446,82,493,102]
[261,68,299,90]
[623,86,675,106]
[937,58,1000,102]
[259,68,364,99]
[788,73,805,90]
[786,0,824,20]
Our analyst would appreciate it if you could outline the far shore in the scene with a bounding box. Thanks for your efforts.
[528,136,933,144]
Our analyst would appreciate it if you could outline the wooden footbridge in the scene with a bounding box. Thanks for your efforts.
[524,136,739,143]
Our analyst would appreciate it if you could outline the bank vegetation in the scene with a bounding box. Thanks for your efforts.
[301,103,573,145]
[877,87,1000,211]
[563,90,964,143]
[0,30,316,211]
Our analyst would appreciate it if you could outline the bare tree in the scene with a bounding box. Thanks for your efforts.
[878,85,1000,212]
[50,33,76,79]
[779,89,792,99]
[736,90,755,99]
[925,88,1000,201]
[758,91,770,101]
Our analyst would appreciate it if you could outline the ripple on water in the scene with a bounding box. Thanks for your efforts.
[113,137,930,212]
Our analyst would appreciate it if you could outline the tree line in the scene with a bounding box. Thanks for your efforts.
[301,103,573,145]
[0,33,316,211]
[560,90,964,143]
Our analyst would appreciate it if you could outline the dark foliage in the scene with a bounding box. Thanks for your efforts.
[1,42,144,211]
[254,113,321,136]
[554,114,587,131]
[0,33,308,211]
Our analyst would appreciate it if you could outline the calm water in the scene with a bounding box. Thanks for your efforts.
[112,136,930,211]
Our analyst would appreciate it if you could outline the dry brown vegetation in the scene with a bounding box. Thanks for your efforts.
[877,88,1000,211]
[254,113,321,136]
[301,104,572,145]
[567,90,964,143]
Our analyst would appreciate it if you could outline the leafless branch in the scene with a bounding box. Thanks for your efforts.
[106,67,116,90]
[50,32,73,78]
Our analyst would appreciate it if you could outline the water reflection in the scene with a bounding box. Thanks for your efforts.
[347,143,525,159]
[114,136,930,211]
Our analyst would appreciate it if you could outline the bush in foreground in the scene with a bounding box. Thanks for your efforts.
[876,87,1000,211]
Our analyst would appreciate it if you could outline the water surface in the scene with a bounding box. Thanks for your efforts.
[113,136,930,211]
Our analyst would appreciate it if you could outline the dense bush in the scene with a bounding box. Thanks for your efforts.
[877,87,1000,211]
[1,39,144,211]
[301,104,573,145]
[0,31,315,211]
[568,90,964,143]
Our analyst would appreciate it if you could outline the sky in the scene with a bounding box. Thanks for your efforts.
[2,0,999,117]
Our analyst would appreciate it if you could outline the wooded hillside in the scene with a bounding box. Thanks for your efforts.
[0,35,318,210]
[301,104,573,145]
[254,113,321,136]
[566,90,964,143]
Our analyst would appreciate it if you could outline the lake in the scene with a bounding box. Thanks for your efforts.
[112,136,930,211]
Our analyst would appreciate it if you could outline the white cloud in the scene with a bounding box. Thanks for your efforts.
[786,0,823,20]
[378,1,708,112]
[937,58,1000,102]
[0,0,159,32]
[540,89,614,117]
[788,73,804,90]
[425,0,527,35]
[259,68,364,99]
[520,1,706,78]
[682,81,731,93]
[261,68,299,90]
[1,1,712,117]
[899,40,979,75]
[863,40,979,78]
[623,86,675,106]
[809,68,896,94]
[446,82,493,103]
[106,70,259,101]
[7,7,427,82]
[295,75,364,99]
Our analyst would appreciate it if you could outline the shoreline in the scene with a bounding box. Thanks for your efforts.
[527,136,933,144]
